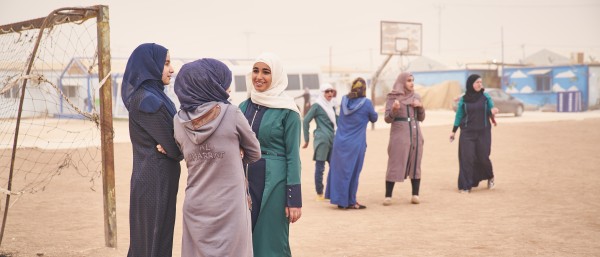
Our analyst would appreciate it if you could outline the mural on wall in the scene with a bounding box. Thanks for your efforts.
[503,65,588,109]
[505,66,586,94]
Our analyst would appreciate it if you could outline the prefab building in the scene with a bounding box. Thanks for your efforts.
[503,64,600,111]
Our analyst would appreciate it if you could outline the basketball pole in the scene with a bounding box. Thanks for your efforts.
[370,54,393,130]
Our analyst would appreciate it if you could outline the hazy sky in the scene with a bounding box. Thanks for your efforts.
[1,0,599,71]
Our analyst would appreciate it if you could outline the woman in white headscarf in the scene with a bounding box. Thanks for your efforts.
[302,83,337,201]
[239,52,302,257]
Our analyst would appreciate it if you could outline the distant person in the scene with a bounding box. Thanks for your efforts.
[326,77,378,209]
[450,74,498,193]
[331,88,340,115]
[121,43,182,257]
[173,58,261,256]
[295,86,311,116]
[383,72,425,206]
[84,97,93,112]
[302,83,337,201]
[239,52,302,257]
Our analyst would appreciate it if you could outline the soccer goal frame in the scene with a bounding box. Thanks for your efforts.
[0,5,116,248]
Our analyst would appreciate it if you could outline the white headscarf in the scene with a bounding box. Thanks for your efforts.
[315,83,336,128]
[246,52,300,114]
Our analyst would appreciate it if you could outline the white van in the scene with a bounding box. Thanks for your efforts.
[226,60,322,113]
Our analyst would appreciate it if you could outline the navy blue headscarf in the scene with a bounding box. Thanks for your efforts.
[174,58,232,112]
[121,43,176,115]
[463,74,485,103]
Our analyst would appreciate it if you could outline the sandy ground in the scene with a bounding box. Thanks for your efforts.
[1,110,599,257]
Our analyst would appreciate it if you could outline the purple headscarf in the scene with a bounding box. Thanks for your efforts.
[387,72,415,105]
[174,58,232,111]
[121,43,176,115]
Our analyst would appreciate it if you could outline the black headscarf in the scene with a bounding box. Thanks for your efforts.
[463,74,484,103]
[174,58,232,111]
[121,43,176,115]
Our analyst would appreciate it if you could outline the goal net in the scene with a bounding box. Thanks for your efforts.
[0,7,109,201]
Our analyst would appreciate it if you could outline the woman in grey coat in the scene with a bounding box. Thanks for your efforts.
[173,58,261,257]
[383,72,425,206]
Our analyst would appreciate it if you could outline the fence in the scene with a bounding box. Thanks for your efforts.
[557,91,582,112]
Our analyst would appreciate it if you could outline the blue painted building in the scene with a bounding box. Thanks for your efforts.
[503,64,600,111]
[412,69,500,90]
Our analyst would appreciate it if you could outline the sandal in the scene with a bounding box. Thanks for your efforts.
[347,203,366,209]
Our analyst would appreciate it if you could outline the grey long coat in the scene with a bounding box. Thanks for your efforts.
[384,95,425,182]
[174,102,261,257]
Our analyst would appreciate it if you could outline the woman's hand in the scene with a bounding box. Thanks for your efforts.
[412,99,422,108]
[156,144,166,154]
[285,207,302,223]
[392,100,400,111]
[302,142,309,149]
[449,132,456,143]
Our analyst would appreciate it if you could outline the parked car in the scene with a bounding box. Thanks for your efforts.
[452,88,524,117]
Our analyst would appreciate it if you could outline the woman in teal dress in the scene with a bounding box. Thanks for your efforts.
[240,52,302,257]
[450,74,498,193]
[302,83,336,201]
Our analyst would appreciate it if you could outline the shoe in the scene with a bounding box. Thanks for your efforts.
[347,203,367,209]
[411,195,420,204]
[459,189,470,194]
[383,197,392,206]
[316,194,326,201]
[487,178,495,190]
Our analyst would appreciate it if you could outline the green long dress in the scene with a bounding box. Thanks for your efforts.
[240,100,302,257]
[303,104,335,161]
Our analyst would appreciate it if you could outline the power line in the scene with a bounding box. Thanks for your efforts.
[448,2,600,8]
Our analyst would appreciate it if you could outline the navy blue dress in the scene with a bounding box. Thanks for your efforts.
[455,93,495,191]
[122,43,183,257]
[127,85,182,257]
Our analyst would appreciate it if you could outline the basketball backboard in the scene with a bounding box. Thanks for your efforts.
[380,21,422,56]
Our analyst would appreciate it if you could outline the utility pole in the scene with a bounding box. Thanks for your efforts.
[370,48,373,71]
[500,26,504,89]
[435,4,445,55]
[244,31,253,59]
[329,46,332,77]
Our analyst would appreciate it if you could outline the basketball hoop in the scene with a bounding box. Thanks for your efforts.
[380,21,422,56]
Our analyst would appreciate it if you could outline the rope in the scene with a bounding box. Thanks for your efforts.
[0,187,23,196]
[14,74,101,127]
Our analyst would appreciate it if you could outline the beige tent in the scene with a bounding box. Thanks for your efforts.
[414,80,462,110]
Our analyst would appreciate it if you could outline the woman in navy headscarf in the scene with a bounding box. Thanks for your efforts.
[173,58,261,257]
[450,74,499,193]
[122,43,183,257]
